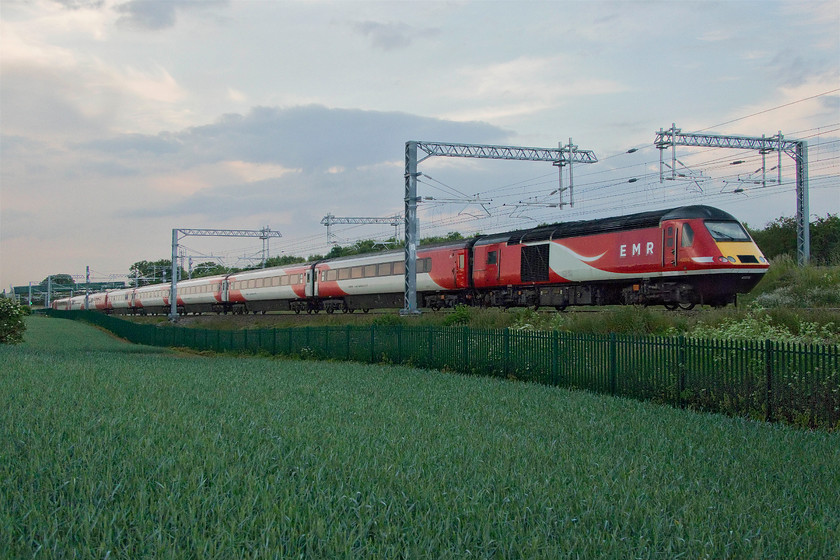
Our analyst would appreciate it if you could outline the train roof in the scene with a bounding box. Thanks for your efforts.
[474,205,739,245]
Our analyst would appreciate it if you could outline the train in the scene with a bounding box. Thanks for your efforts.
[51,205,769,315]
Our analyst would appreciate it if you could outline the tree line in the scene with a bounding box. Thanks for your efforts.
[746,213,838,265]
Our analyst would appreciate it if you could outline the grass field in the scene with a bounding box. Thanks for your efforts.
[2,317,839,559]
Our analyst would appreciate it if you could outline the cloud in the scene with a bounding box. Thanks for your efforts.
[115,0,177,29]
[84,105,511,172]
[53,0,106,9]
[766,52,839,88]
[443,55,628,123]
[81,105,513,221]
[77,133,181,155]
[349,20,439,51]
[115,0,228,30]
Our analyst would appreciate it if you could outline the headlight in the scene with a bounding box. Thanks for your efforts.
[727,256,737,263]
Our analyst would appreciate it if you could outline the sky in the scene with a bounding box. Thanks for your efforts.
[1,0,838,290]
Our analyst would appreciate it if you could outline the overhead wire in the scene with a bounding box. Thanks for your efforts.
[253,90,840,259]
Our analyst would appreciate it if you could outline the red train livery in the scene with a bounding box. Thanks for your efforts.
[53,205,768,314]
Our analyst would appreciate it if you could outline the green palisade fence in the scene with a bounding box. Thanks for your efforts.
[46,310,840,430]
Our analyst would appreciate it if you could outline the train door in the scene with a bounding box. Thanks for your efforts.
[662,221,679,268]
[305,266,318,298]
[486,249,500,282]
[221,278,230,303]
[455,250,467,287]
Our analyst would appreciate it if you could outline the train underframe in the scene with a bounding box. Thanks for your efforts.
[465,273,762,311]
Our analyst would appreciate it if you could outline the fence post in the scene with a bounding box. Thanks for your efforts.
[428,327,434,368]
[765,339,774,423]
[552,330,559,385]
[370,325,376,363]
[677,335,686,408]
[397,324,403,365]
[609,333,617,395]
[346,325,351,361]
[463,326,470,373]
[504,329,510,376]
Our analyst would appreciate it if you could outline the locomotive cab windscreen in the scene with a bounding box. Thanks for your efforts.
[702,219,768,266]
[704,221,752,242]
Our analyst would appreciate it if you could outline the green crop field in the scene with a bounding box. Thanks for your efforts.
[2,317,838,559]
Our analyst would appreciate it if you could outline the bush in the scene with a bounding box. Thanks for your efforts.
[745,255,840,308]
[442,304,472,326]
[686,305,839,344]
[0,297,27,344]
[371,313,404,327]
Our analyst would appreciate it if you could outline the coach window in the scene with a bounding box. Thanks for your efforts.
[487,251,498,265]
[393,261,405,275]
[351,267,363,279]
[364,265,377,277]
[681,224,694,247]
[378,263,391,276]
[338,268,351,280]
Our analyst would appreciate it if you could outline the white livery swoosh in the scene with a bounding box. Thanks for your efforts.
[559,245,607,262]
[550,244,621,281]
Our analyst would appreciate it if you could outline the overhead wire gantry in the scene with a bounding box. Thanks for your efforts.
[403,140,598,315]
[655,124,810,265]
[169,227,282,320]
[320,213,403,245]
